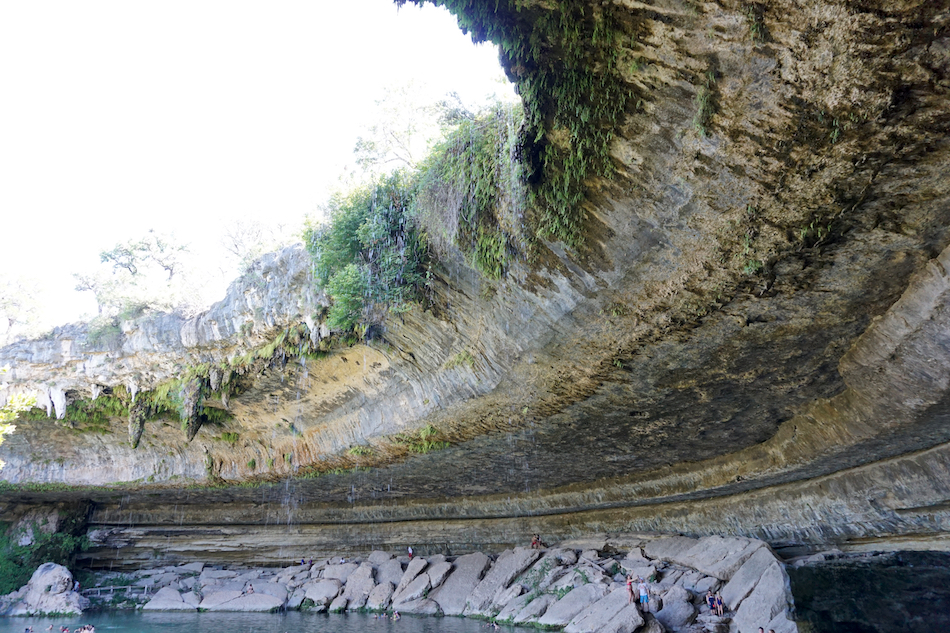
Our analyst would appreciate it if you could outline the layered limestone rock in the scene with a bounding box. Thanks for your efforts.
[0,0,949,566]
[113,536,794,633]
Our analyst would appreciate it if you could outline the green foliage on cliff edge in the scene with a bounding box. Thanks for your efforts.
[398,0,631,247]
[0,521,90,595]
[304,172,427,333]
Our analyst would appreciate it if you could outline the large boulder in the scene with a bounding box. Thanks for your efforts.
[393,557,428,597]
[720,547,779,612]
[537,583,610,627]
[322,562,359,583]
[4,564,89,616]
[340,563,376,609]
[513,593,558,623]
[653,536,766,581]
[392,574,430,607]
[429,551,491,616]
[143,586,196,611]
[731,562,794,633]
[366,581,394,611]
[463,547,541,616]
[427,561,453,589]
[376,559,405,588]
[304,579,343,606]
[655,585,697,630]
[565,587,638,633]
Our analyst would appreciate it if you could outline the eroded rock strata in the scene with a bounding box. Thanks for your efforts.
[1,0,949,604]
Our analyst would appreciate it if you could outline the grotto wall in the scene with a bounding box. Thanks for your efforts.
[1,0,949,559]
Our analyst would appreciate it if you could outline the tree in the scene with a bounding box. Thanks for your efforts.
[73,230,193,317]
[0,276,41,344]
[351,82,456,178]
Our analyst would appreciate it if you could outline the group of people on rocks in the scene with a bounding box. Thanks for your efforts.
[625,574,655,610]
[705,589,725,615]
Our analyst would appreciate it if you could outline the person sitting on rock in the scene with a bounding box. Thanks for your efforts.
[247,584,254,594]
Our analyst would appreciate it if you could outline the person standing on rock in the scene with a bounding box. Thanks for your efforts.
[705,589,716,611]
[626,575,635,604]
[637,577,650,612]
[715,591,725,616]
[408,545,413,559]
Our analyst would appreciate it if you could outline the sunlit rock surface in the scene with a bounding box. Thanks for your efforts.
[1,0,949,583]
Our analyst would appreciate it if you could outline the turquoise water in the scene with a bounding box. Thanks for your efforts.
[0,612,501,633]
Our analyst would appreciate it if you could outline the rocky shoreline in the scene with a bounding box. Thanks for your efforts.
[1,535,797,633]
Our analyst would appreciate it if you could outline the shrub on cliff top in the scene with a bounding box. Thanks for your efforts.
[304,172,427,334]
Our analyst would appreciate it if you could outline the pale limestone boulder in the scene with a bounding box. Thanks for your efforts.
[640,617,667,633]
[669,536,767,581]
[12,564,88,616]
[206,593,283,612]
[328,595,348,613]
[396,597,441,615]
[489,582,524,614]
[366,581,394,611]
[368,550,393,564]
[393,573,430,607]
[463,547,542,616]
[520,554,567,592]
[181,592,201,607]
[537,583,610,627]
[427,561,453,589]
[200,569,237,584]
[720,547,778,611]
[429,551,491,616]
[322,562,359,583]
[143,586,195,611]
[600,603,648,633]
[199,590,243,609]
[495,592,533,622]
[621,563,657,581]
[656,585,696,630]
[341,563,376,609]
[564,587,632,633]
[767,609,799,633]
[553,548,579,566]
[376,559,405,588]
[216,581,247,593]
[179,577,197,591]
[692,576,720,595]
[514,593,557,623]
[393,557,428,597]
[286,587,306,610]
[253,581,288,603]
[304,579,342,606]
[731,562,793,633]
[644,537,697,562]
[427,554,447,564]
[177,562,205,573]
[235,570,261,583]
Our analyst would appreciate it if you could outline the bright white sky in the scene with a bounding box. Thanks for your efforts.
[0,0,514,331]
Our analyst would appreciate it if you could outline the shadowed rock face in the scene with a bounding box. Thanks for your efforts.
[2,0,950,566]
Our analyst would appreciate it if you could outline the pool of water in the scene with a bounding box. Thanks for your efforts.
[0,611,501,633]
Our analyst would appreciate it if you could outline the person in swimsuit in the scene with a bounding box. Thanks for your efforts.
[705,589,716,611]
[715,592,724,616]
[626,575,635,603]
